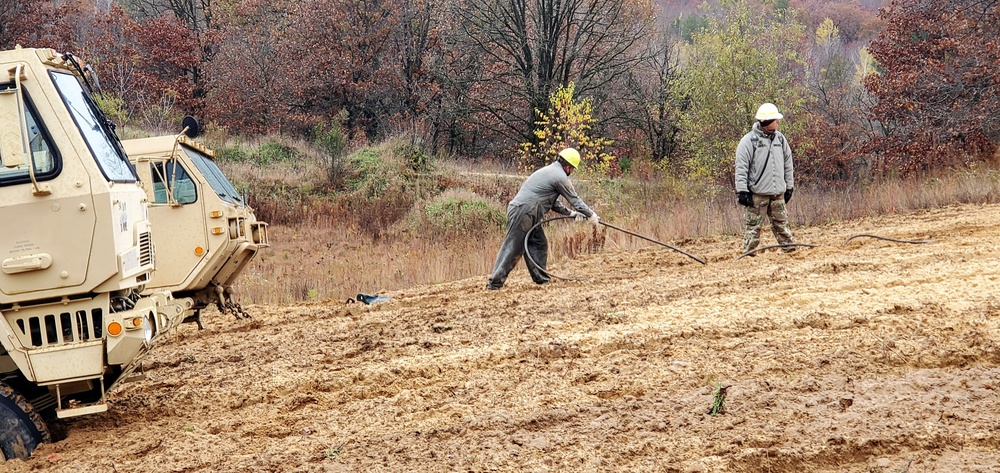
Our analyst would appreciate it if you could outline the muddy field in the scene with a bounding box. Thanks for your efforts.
[9,203,1000,472]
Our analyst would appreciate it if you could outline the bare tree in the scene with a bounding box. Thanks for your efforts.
[121,0,214,32]
[452,0,656,151]
[612,30,683,165]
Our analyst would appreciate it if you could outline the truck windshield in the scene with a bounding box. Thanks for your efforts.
[183,147,244,206]
[50,71,136,182]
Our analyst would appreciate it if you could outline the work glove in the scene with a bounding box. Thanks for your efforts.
[588,212,600,226]
[737,191,753,207]
[568,210,586,221]
[784,188,793,203]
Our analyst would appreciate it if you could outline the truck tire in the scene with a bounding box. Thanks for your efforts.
[0,382,50,461]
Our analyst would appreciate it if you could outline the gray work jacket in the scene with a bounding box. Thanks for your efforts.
[509,161,594,220]
[734,122,794,196]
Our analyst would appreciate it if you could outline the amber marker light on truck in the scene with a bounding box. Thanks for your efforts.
[210,210,223,218]
[211,227,224,235]
[194,246,205,256]
[107,322,123,336]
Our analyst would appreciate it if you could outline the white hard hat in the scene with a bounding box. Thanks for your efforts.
[755,103,783,121]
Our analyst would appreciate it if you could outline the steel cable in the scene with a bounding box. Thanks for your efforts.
[844,234,931,245]
[522,216,706,282]
[735,243,818,260]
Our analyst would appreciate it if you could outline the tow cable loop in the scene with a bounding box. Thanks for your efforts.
[522,216,707,282]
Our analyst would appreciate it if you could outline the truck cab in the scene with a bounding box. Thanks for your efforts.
[122,133,269,323]
[0,47,192,460]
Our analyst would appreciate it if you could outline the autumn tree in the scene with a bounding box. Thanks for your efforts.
[0,1,42,48]
[795,18,871,181]
[519,82,615,174]
[393,0,440,128]
[791,0,883,45]
[672,0,807,183]
[614,30,684,168]
[279,0,412,139]
[119,0,219,113]
[0,0,97,52]
[452,0,656,160]
[87,6,198,132]
[865,0,1000,174]
[203,0,293,133]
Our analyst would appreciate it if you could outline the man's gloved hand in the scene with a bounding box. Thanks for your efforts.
[784,188,793,203]
[588,212,600,226]
[568,210,586,221]
[737,191,753,207]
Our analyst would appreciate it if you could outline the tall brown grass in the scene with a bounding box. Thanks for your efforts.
[219,137,1000,305]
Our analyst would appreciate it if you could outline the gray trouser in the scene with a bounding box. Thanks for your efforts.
[487,204,549,289]
[743,193,794,252]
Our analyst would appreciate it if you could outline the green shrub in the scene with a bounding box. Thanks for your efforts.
[255,142,297,165]
[313,120,346,159]
[313,113,349,187]
[216,146,250,162]
[618,155,633,174]
[344,149,391,197]
[396,142,432,172]
[94,93,128,127]
[416,190,505,237]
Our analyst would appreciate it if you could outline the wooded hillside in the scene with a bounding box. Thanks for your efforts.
[2,0,997,185]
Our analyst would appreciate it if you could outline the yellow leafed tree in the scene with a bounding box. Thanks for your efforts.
[518,82,615,175]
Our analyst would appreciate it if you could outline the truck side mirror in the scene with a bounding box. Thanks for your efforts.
[182,115,200,139]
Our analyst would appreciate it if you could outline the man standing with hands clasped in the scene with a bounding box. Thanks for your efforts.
[735,103,796,255]
[486,147,599,290]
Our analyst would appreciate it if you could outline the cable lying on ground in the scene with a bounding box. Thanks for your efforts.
[844,234,931,245]
[523,216,707,282]
[736,243,818,260]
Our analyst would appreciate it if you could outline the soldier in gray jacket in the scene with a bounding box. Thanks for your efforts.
[735,103,796,255]
[486,148,599,290]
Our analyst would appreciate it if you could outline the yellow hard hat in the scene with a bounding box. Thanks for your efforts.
[755,103,784,121]
[558,147,581,168]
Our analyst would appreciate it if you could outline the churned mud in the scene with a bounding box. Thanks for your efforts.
[8,203,1000,472]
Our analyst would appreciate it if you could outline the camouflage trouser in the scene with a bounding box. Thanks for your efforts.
[743,193,794,253]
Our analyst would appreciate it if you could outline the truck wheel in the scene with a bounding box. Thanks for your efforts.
[0,382,50,461]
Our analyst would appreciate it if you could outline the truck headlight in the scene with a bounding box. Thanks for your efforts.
[143,315,155,342]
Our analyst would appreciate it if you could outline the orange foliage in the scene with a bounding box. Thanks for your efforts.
[865,0,1000,175]
[92,7,199,121]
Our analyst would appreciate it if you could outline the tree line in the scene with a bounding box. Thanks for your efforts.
[1,0,997,186]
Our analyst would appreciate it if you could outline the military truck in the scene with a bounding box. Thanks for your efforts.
[0,47,194,460]
[122,127,269,326]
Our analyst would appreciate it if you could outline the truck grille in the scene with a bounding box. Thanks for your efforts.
[139,230,153,267]
[11,308,104,347]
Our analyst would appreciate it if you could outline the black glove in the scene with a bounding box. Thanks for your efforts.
[784,188,793,203]
[737,191,752,207]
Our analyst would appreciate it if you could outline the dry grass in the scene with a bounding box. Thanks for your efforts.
[226,153,1000,305]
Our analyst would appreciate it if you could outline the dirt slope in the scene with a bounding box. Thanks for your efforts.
[8,203,1000,472]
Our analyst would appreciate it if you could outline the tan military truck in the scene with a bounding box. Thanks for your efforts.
[0,47,194,460]
[122,126,269,326]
